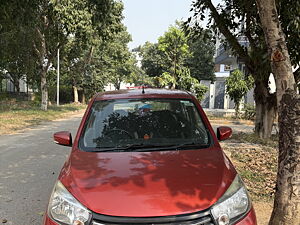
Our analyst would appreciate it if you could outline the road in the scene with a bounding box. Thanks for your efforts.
[0,115,82,225]
[0,113,254,225]
[209,119,254,134]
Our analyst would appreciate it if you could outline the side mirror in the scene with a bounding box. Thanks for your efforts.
[217,126,232,141]
[53,131,72,146]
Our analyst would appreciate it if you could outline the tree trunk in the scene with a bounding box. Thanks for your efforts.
[33,26,50,111]
[40,69,48,111]
[256,0,300,224]
[270,91,300,225]
[81,91,86,104]
[254,79,277,138]
[114,79,121,90]
[12,78,20,92]
[235,101,240,118]
[73,86,79,103]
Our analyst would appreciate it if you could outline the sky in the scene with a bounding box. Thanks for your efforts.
[122,0,193,50]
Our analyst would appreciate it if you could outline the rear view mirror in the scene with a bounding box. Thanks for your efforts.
[53,131,72,146]
[217,126,232,141]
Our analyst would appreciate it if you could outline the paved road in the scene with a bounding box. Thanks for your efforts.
[0,115,83,225]
[210,120,254,134]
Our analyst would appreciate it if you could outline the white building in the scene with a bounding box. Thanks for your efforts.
[200,37,254,111]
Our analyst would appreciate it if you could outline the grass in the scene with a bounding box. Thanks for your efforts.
[207,115,255,125]
[0,99,86,135]
[231,132,278,148]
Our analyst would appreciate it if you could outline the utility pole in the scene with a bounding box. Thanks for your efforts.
[57,47,60,106]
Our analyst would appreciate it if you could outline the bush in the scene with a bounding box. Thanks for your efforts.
[243,104,256,120]
[193,83,208,101]
[30,92,41,106]
[0,92,9,101]
[48,85,73,104]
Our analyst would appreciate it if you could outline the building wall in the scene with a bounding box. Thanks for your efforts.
[104,82,135,91]
[214,80,225,109]
[1,76,27,93]
[245,88,254,106]
[200,80,210,108]
[200,70,254,110]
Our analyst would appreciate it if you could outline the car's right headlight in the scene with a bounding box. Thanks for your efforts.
[48,181,91,225]
[211,175,251,225]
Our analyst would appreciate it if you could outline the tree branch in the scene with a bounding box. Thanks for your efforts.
[204,0,253,72]
[32,41,41,58]
[245,13,257,51]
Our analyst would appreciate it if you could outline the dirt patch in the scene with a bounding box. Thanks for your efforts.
[208,117,255,126]
[211,118,277,224]
[222,141,277,200]
[216,122,277,225]
[253,201,273,225]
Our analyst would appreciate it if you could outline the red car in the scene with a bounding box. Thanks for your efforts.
[44,89,257,225]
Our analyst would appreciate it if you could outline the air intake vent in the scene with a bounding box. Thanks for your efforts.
[91,209,215,225]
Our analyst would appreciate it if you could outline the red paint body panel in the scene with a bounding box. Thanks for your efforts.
[235,207,257,225]
[217,126,233,141]
[94,89,193,101]
[43,214,59,225]
[53,131,72,146]
[59,146,236,217]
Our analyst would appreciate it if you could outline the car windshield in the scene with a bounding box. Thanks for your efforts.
[79,98,211,151]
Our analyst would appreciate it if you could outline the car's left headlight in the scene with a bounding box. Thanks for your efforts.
[211,175,251,225]
[48,181,91,225]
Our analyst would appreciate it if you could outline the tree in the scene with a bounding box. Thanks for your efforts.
[158,24,190,88]
[255,0,300,224]
[0,32,33,92]
[185,30,216,82]
[157,72,177,88]
[0,1,39,92]
[51,0,125,103]
[139,42,166,77]
[226,69,254,118]
[103,28,135,90]
[188,0,277,138]
[0,0,123,109]
[277,0,300,84]
[177,67,208,100]
[138,23,215,93]
[58,0,126,101]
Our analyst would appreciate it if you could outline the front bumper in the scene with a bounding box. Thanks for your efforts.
[43,206,257,225]
[235,207,257,225]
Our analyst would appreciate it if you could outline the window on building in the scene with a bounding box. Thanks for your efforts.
[224,64,232,71]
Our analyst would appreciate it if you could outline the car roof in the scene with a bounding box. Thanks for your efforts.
[94,88,193,100]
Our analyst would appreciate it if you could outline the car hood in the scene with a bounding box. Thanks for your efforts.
[59,147,236,217]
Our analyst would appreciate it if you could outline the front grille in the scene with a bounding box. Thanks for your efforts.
[91,209,215,225]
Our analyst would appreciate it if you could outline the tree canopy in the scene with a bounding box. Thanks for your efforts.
[139,42,166,77]
[0,0,138,106]
[138,22,215,98]
[226,70,254,117]
[185,30,215,82]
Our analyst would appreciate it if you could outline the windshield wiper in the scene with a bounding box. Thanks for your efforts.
[94,142,209,152]
[94,143,171,152]
[174,142,210,150]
